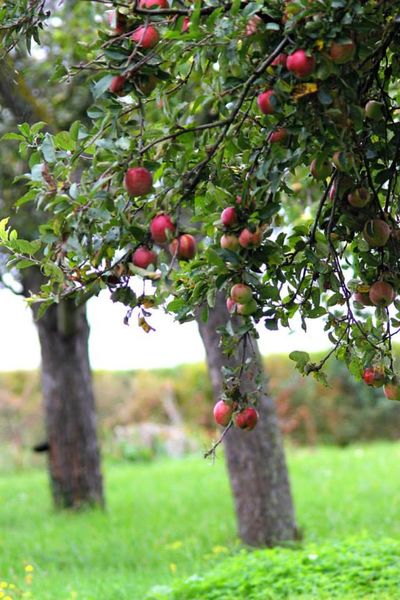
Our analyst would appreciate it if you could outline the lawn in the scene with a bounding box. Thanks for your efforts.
[0,443,399,599]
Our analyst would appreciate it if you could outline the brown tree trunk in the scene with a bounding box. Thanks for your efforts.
[22,270,104,508]
[197,293,297,546]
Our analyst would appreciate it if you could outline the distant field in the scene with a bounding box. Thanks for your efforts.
[0,443,399,599]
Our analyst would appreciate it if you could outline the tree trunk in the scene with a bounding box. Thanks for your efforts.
[197,293,297,546]
[22,270,104,508]
[0,57,104,510]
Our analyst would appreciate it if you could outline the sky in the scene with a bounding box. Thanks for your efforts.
[0,288,330,371]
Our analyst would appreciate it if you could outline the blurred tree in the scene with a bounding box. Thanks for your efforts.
[0,7,103,507]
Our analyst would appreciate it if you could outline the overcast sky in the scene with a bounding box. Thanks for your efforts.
[0,288,330,371]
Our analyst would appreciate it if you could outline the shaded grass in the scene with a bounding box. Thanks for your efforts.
[0,443,399,599]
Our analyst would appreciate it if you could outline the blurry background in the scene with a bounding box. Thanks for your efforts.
[2,286,400,472]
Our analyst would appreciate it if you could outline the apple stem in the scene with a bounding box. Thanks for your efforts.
[204,421,233,461]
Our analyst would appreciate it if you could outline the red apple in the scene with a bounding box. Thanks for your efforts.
[169,234,197,260]
[213,400,234,426]
[109,75,126,94]
[384,380,400,401]
[362,366,386,388]
[310,158,331,181]
[347,187,370,208]
[369,281,395,307]
[230,283,252,304]
[234,407,259,430]
[181,17,190,32]
[221,206,238,227]
[363,219,391,248]
[226,297,237,313]
[245,15,262,36]
[353,291,374,307]
[239,228,262,248]
[269,128,288,144]
[329,40,356,64]
[124,167,153,196]
[271,53,288,67]
[132,246,157,269]
[286,49,316,78]
[257,90,278,115]
[150,214,176,243]
[237,299,258,316]
[131,25,160,49]
[139,0,168,7]
[220,234,240,251]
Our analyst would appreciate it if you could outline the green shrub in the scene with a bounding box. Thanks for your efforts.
[146,538,400,599]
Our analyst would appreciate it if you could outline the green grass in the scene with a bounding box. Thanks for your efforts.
[1,443,400,599]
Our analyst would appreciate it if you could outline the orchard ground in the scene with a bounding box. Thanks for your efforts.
[1,443,399,599]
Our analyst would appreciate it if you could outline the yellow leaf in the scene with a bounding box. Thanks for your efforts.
[292,83,318,101]
[138,316,155,333]
[315,39,324,51]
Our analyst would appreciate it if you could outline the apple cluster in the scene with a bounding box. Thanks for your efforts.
[213,400,259,431]
[107,0,173,96]
[124,167,196,269]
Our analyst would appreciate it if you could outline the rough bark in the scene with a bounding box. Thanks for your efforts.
[197,293,297,546]
[22,269,104,508]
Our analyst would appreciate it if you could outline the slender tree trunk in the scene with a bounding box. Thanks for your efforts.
[22,270,104,508]
[0,58,104,509]
[197,293,297,546]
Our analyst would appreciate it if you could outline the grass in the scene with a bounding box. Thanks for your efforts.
[0,443,400,599]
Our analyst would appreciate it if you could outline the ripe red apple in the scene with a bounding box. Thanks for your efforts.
[239,228,262,248]
[384,380,400,401]
[310,158,331,181]
[181,17,190,32]
[271,53,287,67]
[221,206,238,227]
[257,90,277,115]
[226,297,237,313]
[286,49,316,78]
[169,234,197,260]
[329,40,356,64]
[131,25,160,49]
[369,281,395,307]
[213,400,234,426]
[269,128,288,144]
[362,366,385,388]
[109,75,126,94]
[230,283,252,304]
[237,299,258,316]
[353,291,374,307]
[150,214,176,243]
[220,234,240,251]
[124,167,153,196]
[139,0,168,7]
[245,15,262,36]
[365,100,384,120]
[363,219,391,248]
[132,246,157,269]
[347,187,370,208]
[234,407,259,431]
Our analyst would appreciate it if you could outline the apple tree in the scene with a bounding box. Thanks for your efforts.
[2,1,400,451]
